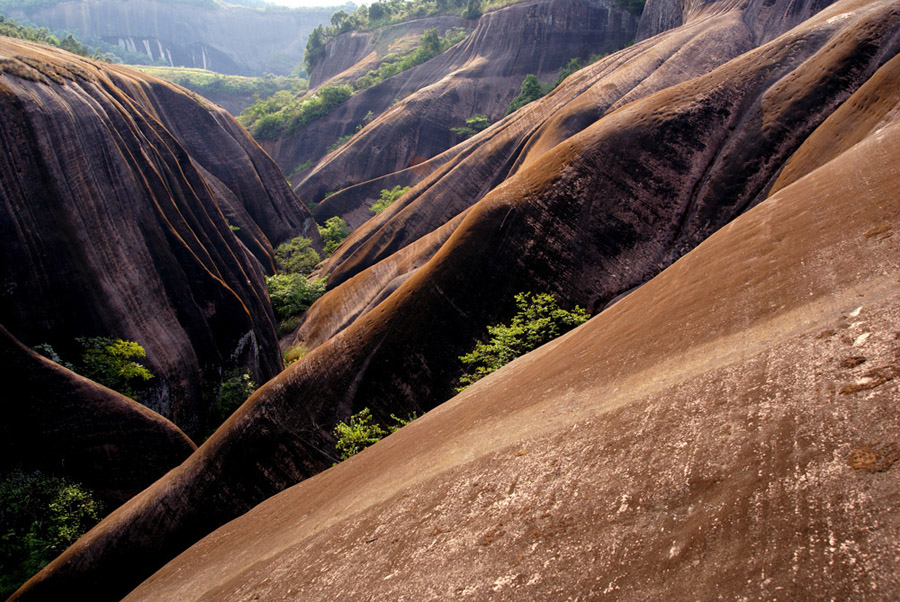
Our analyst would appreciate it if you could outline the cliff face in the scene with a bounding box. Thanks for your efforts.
[0,37,318,435]
[270,0,640,225]
[4,0,334,75]
[12,0,900,599]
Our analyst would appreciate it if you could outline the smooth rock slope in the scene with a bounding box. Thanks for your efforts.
[129,42,900,600]
[0,37,318,434]
[11,0,900,598]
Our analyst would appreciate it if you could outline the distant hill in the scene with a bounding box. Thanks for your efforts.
[0,0,341,74]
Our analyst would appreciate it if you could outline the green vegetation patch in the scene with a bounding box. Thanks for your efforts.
[205,368,256,437]
[136,66,307,100]
[274,235,320,276]
[0,470,101,599]
[266,273,326,320]
[349,27,468,91]
[318,216,349,256]
[34,337,155,402]
[370,185,410,214]
[457,292,588,391]
[451,113,490,139]
[0,15,94,57]
[238,84,352,140]
[333,408,417,462]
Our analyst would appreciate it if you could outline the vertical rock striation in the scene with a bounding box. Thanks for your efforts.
[0,38,317,434]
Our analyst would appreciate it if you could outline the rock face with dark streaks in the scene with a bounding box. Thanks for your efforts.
[0,325,196,509]
[1,0,334,75]
[124,71,900,597]
[11,0,900,599]
[272,0,639,224]
[307,15,472,88]
[0,38,318,435]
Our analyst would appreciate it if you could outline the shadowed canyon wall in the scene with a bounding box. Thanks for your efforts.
[10,0,900,599]
[0,37,318,435]
[0,325,196,509]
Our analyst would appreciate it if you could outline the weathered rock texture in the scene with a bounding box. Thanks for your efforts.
[273,0,639,225]
[2,0,334,75]
[125,80,900,598]
[0,325,196,509]
[11,0,900,599]
[307,15,471,88]
[0,37,318,434]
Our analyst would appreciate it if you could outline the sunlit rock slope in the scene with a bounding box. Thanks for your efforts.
[11,0,900,598]
[127,59,900,598]
[0,37,318,434]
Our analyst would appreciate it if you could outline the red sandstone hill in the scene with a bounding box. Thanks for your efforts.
[10,0,899,599]
[0,37,319,436]
[269,0,640,227]
[125,55,900,598]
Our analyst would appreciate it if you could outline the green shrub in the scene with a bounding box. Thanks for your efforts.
[506,73,545,115]
[318,216,350,255]
[0,470,101,599]
[277,316,302,337]
[266,274,326,319]
[327,133,353,152]
[274,236,320,275]
[457,292,588,391]
[74,337,155,399]
[333,408,386,461]
[552,57,582,88]
[208,369,256,430]
[283,344,308,367]
[238,85,353,140]
[451,114,490,139]
[370,185,411,214]
[333,408,419,461]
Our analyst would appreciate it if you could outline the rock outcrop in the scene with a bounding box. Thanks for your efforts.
[0,37,318,435]
[307,15,472,88]
[2,0,334,75]
[272,0,640,225]
[11,0,900,599]
[123,65,900,597]
[0,325,196,509]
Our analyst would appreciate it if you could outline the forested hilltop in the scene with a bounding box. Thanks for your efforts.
[0,0,340,74]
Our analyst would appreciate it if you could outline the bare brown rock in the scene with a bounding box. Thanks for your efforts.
[279,0,639,223]
[122,40,900,600]
[0,324,195,509]
[0,38,317,434]
[11,0,900,599]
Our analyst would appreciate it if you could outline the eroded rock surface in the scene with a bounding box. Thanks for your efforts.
[279,0,639,224]
[10,0,900,599]
[0,38,317,434]
[126,41,900,601]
